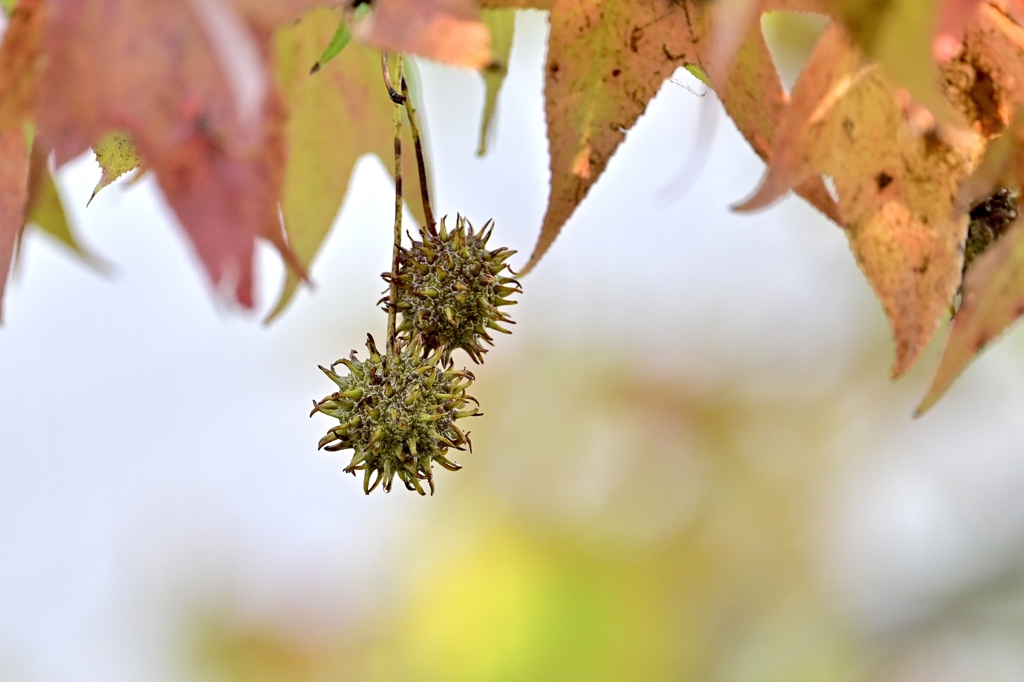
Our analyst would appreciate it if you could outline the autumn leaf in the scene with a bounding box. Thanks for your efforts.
[522,0,708,273]
[522,0,837,274]
[741,25,981,375]
[736,24,869,212]
[918,217,1024,414]
[269,8,428,321]
[820,0,957,124]
[308,3,371,74]
[0,127,29,322]
[477,8,515,156]
[714,10,840,223]
[919,13,1024,409]
[479,0,552,7]
[26,0,309,308]
[21,142,104,268]
[935,0,986,60]
[354,0,491,68]
[0,0,44,131]
[88,131,143,205]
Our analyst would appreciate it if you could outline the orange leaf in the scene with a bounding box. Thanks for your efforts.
[828,97,973,374]
[736,24,868,211]
[820,0,957,124]
[354,0,491,68]
[745,27,979,375]
[523,0,837,274]
[714,11,840,223]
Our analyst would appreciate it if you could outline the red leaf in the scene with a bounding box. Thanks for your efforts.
[34,0,303,307]
[0,0,44,130]
[0,128,29,322]
[355,0,491,68]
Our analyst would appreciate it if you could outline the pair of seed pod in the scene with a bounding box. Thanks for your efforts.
[386,215,521,363]
[312,334,478,495]
[313,216,520,495]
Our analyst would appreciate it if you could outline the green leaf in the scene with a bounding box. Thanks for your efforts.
[309,4,370,74]
[476,9,515,156]
[88,130,142,205]
[26,144,107,269]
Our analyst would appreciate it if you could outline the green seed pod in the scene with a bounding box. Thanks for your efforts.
[386,215,521,363]
[311,334,480,495]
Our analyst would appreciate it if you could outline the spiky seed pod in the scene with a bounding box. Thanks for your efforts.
[964,187,1018,272]
[311,334,480,495]
[385,215,521,363]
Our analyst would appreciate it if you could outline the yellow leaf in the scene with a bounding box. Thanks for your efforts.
[88,130,142,205]
[477,9,515,156]
[268,9,427,322]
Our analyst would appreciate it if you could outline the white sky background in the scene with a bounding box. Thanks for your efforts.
[5,10,1024,681]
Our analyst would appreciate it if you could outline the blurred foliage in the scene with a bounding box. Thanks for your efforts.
[181,341,889,682]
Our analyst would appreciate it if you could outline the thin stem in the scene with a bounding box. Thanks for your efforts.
[386,54,405,355]
[381,51,406,104]
[401,73,436,236]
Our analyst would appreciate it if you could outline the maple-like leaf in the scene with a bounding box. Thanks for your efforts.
[25,0,311,308]
[269,8,428,321]
[736,24,869,211]
[521,0,837,273]
[354,0,491,68]
[911,2,1024,407]
[742,26,980,376]
[88,131,142,205]
[477,8,515,156]
[0,128,29,322]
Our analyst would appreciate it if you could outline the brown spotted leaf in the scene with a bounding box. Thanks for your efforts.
[746,26,980,375]
[807,36,977,374]
[954,4,1024,202]
[736,24,869,211]
[523,0,837,273]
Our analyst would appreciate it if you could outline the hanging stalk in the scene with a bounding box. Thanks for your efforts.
[401,73,437,237]
[386,53,405,354]
[381,51,406,104]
